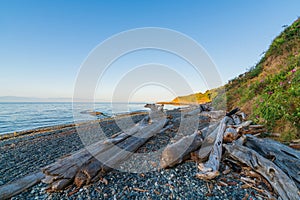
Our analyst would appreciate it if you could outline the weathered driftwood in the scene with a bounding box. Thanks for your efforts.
[199,103,211,112]
[42,127,139,190]
[42,114,167,191]
[199,122,219,139]
[195,123,220,162]
[223,127,238,143]
[231,114,241,125]
[144,103,164,112]
[290,143,300,150]
[199,110,226,120]
[244,135,300,189]
[0,172,44,200]
[183,108,201,118]
[196,116,232,180]
[74,121,169,187]
[160,130,203,168]
[230,120,252,129]
[239,128,266,135]
[223,121,253,143]
[236,111,246,120]
[224,143,300,200]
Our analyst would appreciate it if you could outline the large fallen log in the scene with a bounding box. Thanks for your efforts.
[199,110,226,121]
[160,130,203,168]
[183,108,201,118]
[196,116,232,180]
[42,125,142,190]
[244,135,300,189]
[0,172,44,200]
[42,114,168,191]
[74,120,168,187]
[194,122,221,162]
[224,143,300,200]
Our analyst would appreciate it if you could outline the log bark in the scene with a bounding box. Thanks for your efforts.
[223,127,238,143]
[290,143,300,150]
[74,120,168,187]
[195,123,220,162]
[160,130,203,168]
[42,114,167,191]
[224,143,300,200]
[244,135,300,189]
[231,114,241,125]
[199,110,226,120]
[196,117,232,180]
[239,128,266,135]
[199,122,219,139]
[0,172,44,200]
[42,129,138,190]
[183,108,201,118]
[230,120,252,129]
[144,103,164,112]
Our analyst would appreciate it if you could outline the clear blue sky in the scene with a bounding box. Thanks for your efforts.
[0,0,299,102]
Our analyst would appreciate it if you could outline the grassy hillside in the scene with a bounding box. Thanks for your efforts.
[168,18,300,141]
[171,90,213,104]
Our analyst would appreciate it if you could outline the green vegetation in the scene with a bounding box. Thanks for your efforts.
[223,18,300,141]
[171,90,213,104]
[167,18,300,141]
[251,56,300,141]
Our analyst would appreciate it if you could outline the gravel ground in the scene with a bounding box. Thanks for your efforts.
[0,109,271,199]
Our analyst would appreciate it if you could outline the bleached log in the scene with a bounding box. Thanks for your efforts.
[42,129,138,190]
[244,135,300,189]
[230,120,252,129]
[199,110,226,120]
[74,118,167,187]
[144,103,164,112]
[0,172,44,200]
[224,143,300,200]
[196,117,232,180]
[160,130,203,168]
[183,108,201,118]
[195,123,220,162]
[231,114,241,125]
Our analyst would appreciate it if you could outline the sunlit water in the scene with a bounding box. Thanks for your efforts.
[0,102,180,135]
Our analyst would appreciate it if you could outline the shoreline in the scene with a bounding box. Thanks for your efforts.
[0,110,149,141]
[156,101,211,105]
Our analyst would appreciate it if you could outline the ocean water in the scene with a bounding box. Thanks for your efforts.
[0,102,181,135]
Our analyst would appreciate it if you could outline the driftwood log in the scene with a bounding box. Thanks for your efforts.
[74,120,169,187]
[42,126,142,190]
[194,122,222,162]
[244,134,300,189]
[199,110,226,121]
[223,120,252,143]
[223,127,238,143]
[224,143,300,200]
[196,116,232,180]
[160,130,203,168]
[0,172,44,200]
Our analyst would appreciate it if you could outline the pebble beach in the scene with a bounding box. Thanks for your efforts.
[0,109,271,199]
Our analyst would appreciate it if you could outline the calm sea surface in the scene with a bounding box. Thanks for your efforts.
[0,102,175,135]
